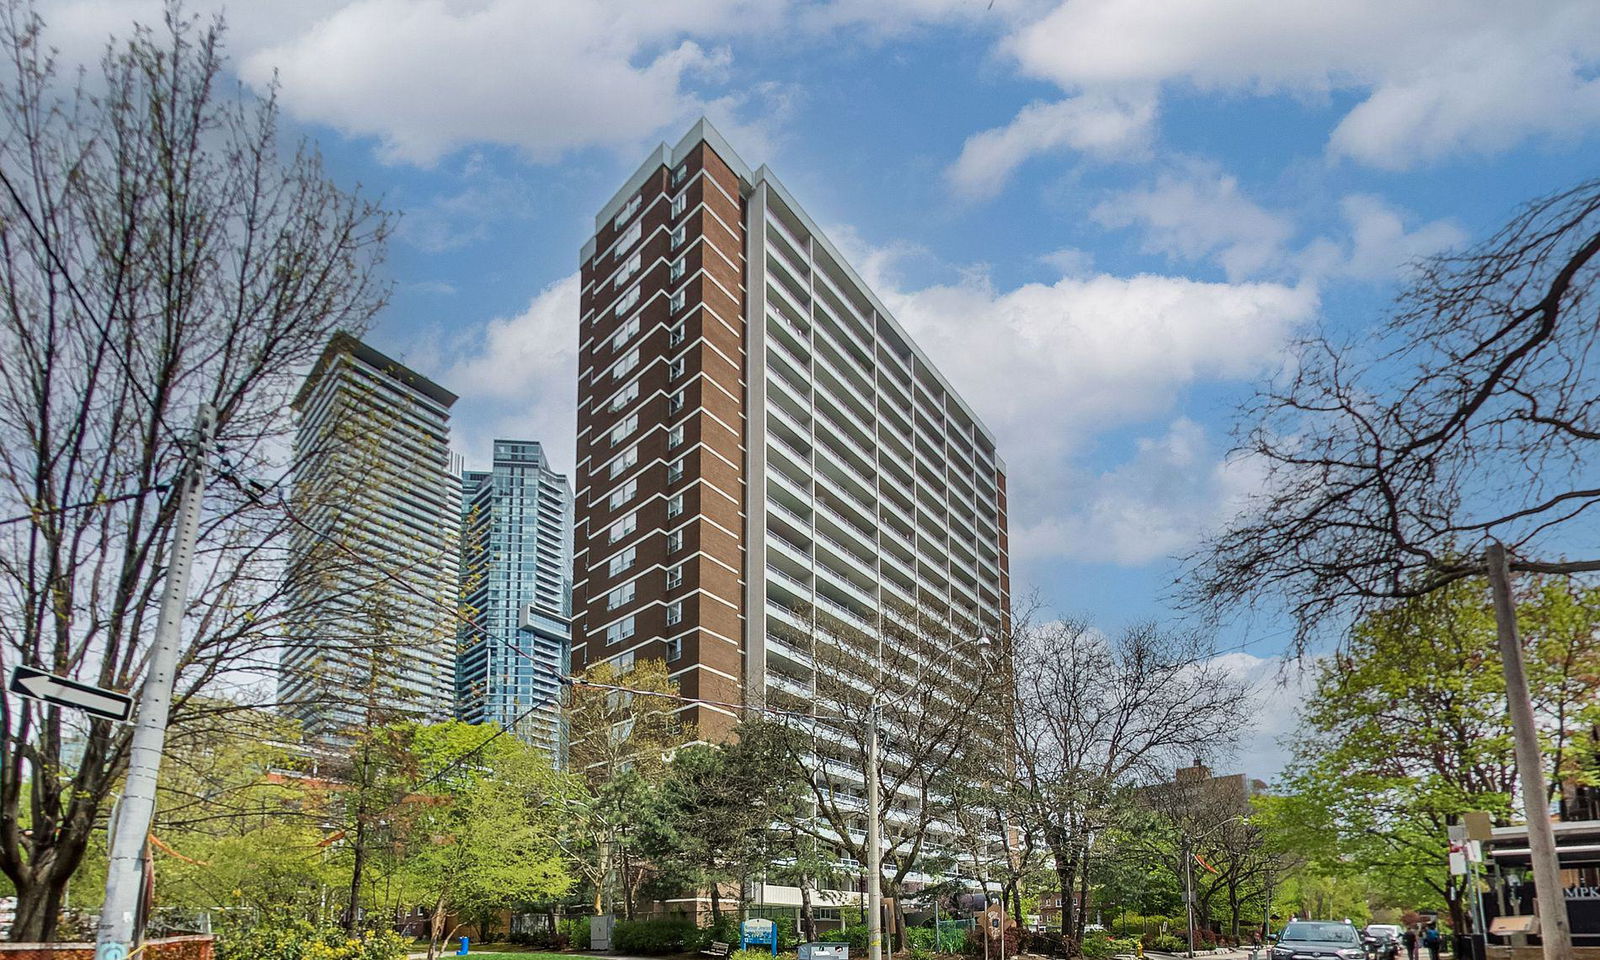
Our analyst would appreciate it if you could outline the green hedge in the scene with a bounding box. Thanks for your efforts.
[1081,930,1142,959]
[216,920,409,960]
[613,917,701,955]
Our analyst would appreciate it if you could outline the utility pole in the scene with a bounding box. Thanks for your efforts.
[97,404,217,960]
[1184,838,1197,960]
[867,697,883,960]
[1486,542,1573,960]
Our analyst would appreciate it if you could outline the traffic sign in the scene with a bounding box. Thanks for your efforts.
[9,666,133,723]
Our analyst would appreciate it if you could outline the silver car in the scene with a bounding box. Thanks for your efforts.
[1272,922,1367,960]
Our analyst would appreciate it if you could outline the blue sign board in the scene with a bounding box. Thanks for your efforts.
[742,919,778,955]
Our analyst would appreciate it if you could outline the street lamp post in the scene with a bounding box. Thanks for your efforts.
[1185,815,1246,959]
[867,697,884,960]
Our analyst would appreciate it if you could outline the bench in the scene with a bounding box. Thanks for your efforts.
[702,942,731,959]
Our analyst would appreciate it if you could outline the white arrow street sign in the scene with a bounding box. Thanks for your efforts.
[8,666,134,723]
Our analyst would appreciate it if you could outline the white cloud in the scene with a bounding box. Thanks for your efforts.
[1093,167,1465,284]
[947,90,1157,198]
[964,0,1600,184]
[1036,418,1266,566]
[238,0,776,165]
[850,251,1318,567]
[1205,651,1316,783]
[1092,166,1294,281]
[442,273,581,475]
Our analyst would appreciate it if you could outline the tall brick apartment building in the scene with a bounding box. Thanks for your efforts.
[573,119,1010,741]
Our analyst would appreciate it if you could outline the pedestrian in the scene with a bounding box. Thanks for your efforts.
[1422,924,1441,960]
[1402,928,1418,960]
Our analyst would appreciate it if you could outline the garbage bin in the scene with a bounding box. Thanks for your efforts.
[799,943,850,960]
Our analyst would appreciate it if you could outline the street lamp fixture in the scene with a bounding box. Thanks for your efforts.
[1186,814,1247,959]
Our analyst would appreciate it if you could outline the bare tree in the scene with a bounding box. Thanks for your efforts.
[0,2,389,939]
[1009,620,1247,944]
[1189,179,1600,628]
[1186,179,1600,960]
[768,596,1007,930]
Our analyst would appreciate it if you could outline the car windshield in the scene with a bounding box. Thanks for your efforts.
[1282,923,1359,944]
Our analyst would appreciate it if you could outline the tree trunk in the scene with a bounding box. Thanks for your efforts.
[10,876,63,943]
[800,876,816,941]
[426,893,448,960]
[712,879,723,925]
[346,815,368,934]
[1055,859,1078,939]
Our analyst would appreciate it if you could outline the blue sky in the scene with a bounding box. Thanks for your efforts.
[43,0,1600,776]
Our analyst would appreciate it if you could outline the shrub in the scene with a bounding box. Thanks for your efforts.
[561,915,591,949]
[733,950,796,960]
[615,917,701,955]
[821,923,871,953]
[1081,930,1142,960]
[702,916,741,949]
[216,920,409,960]
[1144,933,1185,953]
[964,927,1021,957]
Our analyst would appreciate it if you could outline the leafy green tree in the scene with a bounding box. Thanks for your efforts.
[401,722,575,960]
[1272,574,1600,930]
[638,720,803,922]
[1281,577,1515,929]
[563,660,683,917]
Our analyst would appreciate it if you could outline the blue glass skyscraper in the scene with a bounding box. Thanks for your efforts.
[455,440,573,759]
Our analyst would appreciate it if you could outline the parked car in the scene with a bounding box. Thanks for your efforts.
[1271,922,1367,960]
[1362,925,1401,960]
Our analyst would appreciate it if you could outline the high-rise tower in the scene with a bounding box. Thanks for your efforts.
[572,120,1010,737]
[282,334,460,742]
[456,440,573,757]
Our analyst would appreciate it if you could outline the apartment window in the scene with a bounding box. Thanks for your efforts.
[608,513,637,543]
[668,324,685,347]
[614,253,641,288]
[666,600,683,626]
[669,424,685,448]
[667,493,684,518]
[606,616,635,643]
[667,530,684,553]
[612,348,639,379]
[608,479,637,510]
[669,290,686,313]
[609,446,637,479]
[670,225,686,248]
[614,221,642,256]
[669,257,686,282]
[612,316,640,351]
[667,458,684,483]
[667,390,685,415]
[614,286,640,315]
[665,637,683,662]
[668,357,685,379]
[610,413,639,447]
[613,194,641,230]
[606,581,636,611]
[671,193,686,217]
[666,565,683,589]
[608,546,636,577]
[609,380,639,413]
[671,164,687,187]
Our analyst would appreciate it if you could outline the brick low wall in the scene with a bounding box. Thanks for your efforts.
[0,935,214,960]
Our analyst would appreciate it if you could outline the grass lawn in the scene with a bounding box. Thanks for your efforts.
[442,952,572,959]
